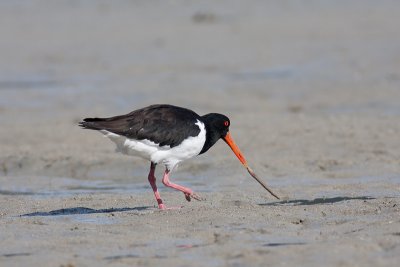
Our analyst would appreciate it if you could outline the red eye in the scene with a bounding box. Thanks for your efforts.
[224,121,229,127]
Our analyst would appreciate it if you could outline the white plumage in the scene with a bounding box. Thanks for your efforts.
[101,120,206,171]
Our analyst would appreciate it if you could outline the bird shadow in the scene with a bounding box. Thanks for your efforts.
[263,242,306,247]
[21,206,151,217]
[259,196,375,206]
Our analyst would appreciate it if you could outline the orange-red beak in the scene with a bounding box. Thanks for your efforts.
[223,132,280,200]
[222,132,248,167]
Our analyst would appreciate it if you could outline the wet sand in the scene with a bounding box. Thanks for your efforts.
[1,1,400,266]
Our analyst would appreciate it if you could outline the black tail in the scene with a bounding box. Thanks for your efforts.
[79,115,131,134]
[79,118,109,130]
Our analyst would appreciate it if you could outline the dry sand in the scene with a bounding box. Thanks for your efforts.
[0,1,399,266]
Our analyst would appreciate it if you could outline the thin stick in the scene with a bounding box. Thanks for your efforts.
[246,166,280,200]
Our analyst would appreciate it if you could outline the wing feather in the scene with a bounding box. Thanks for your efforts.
[80,104,202,148]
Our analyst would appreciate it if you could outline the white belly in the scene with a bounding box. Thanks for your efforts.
[100,120,206,171]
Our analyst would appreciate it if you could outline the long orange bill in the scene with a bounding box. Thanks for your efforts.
[223,132,280,200]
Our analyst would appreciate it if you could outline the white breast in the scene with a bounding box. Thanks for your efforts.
[101,120,206,171]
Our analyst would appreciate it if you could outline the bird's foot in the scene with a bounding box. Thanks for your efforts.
[184,192,203,202]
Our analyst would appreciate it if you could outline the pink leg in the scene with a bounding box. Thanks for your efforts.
[148,163,166,210]
[162,169,202,201]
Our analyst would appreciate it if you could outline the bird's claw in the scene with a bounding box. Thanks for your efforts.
[184,192,203,202]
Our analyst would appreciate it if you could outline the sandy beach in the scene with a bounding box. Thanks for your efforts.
[1,1,399,266]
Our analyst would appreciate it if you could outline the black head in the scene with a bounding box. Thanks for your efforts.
[202,113,230,137]
[199,113,230,154]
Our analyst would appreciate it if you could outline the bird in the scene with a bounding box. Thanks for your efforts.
[79,104,279,209]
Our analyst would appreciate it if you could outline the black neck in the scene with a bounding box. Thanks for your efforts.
[199,117,222,155]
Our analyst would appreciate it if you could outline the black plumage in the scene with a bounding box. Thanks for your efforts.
[79,104,203,147]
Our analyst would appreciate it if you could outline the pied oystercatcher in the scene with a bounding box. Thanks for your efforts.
[79,104,279,209]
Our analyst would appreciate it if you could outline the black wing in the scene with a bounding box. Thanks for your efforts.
[79,104,202,147]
